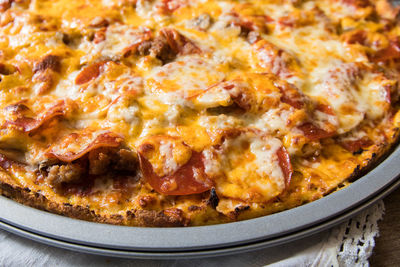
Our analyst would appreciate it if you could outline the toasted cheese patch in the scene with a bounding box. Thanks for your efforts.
[309,62,366,134]
[204,131,287,203]
[146,56,225,97]
[139,135,192,177]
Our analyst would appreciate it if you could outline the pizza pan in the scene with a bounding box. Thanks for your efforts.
[0,144,399,259]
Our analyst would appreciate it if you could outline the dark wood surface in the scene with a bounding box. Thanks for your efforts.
[370,187,400,266]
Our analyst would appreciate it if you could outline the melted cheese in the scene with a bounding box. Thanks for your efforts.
[204,132,286,203]
[147,56,225,97]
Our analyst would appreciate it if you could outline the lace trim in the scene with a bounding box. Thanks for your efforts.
[325,200,385,267]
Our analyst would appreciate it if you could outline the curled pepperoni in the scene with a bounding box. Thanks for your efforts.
[138,149,212,196]
[121,31,153,57]
[0,0,13,12]
[340,136,373,153]
[220,82,254,111]
[315,103,335,115]
[277,15,298,28]
[275,81,304,109]
[75,61,107,85]
[160,28,201,56]
[253,40,298,79]
[372,38,400,62]
[47,132,123,162]
[277,147,293,188]
[342,30,368,45]
[2,100,68,133]
[342,0,371,8]
[298,122,336,141]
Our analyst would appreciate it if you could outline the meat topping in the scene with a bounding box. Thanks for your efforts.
[33,55,61,73]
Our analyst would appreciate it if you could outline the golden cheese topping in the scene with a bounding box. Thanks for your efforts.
[0,0,399,226]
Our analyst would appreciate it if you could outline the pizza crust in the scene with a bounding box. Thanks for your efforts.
[0,172,190,227]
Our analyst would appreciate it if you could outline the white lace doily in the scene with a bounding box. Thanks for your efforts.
[267,200,385,267]
[328,200,384,267]
[0,200,384,267]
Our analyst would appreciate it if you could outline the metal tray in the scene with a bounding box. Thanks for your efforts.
[0,145,399,259]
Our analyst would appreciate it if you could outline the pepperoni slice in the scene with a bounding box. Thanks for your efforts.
[277,147,293,188]
[47,132,123,162]
[372,38,400,62]
[340,137,373,153]
[138,149,212,196]
[160,28,201,56]
[342,0,371,8]
[276,82,304,109]
[121,31,153,57]
[315,103,335,115]
[0,0,13,12]
[253,40,297,79]
[2,100,68,133]
[75,61,107,85]
[298,122,336,141]
[342,30,368,45]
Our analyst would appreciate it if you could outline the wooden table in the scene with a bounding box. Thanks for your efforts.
[370,187,400,266]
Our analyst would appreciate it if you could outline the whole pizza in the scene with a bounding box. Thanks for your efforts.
[0,0,399,226]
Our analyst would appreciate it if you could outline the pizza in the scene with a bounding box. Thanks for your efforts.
[0,0,399,227]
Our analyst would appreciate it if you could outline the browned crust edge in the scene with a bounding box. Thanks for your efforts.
[0,179,112,223]
[0,177,187,227]
[1,127,399,227]
[346,127,400,184]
